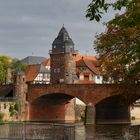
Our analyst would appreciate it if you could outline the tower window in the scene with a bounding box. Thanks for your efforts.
[97,76,100,79]
[79,75,84,80]
[53,45,56,48]
[54,69,56,73]
[57,68,60,73]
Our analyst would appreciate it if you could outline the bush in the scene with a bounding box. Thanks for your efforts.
[0,112,4,121]
[131,116,135,120]
[9,102,19,116]
[14,102,19,112]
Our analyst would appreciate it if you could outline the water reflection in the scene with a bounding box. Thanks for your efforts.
[0,122,140,140]
[76,124,140,140]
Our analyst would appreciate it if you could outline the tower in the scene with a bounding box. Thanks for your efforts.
[15,71,29,121]
[50,26,78,84]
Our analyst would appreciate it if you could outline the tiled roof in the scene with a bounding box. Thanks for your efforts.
[83,58,100,75]
[42,58,50,66]
[42,55,101,75]
[75,55,100,75]
[25,64,40,82]
[75,55,96,61]
[21,56,46,65]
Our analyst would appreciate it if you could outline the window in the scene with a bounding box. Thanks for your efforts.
[80,67,89,72]
[65,72,69,76]
[79,75,84,80]
[23,77,25,82]
[57,68,60,73]
[54,69,56,73]
[97,76,100,79]
[89,75,95,81]
[37,73,43,81]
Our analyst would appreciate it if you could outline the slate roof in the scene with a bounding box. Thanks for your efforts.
[53,26,74,46]
[21,56,46,65]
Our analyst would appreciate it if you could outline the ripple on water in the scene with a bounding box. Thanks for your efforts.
[75,124,140,140]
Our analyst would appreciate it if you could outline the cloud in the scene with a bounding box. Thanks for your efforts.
[0,0,117,59]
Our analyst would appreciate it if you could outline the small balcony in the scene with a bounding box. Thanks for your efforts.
[72,50,78,54]
[49,49,78,54]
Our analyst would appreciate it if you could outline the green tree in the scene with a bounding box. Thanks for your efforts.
[0,56,26,84]
[0,56,11,84]
[9,102,18,116]
[94,0,140,103]
[12,60,26,73]
[86,0,133,21]
[0,112,4,122]
[95,0,140,83]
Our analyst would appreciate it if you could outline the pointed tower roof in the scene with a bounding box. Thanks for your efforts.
[52,26,74,46]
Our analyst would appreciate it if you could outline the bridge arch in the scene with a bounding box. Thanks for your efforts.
[27,84,121,105]
[29,91,82,122]
[32,93,75,105]
[95,95,131,124]
[28,84,138,123]
[31,92,87,105]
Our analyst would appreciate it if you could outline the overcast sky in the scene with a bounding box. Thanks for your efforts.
[0,0,120,59]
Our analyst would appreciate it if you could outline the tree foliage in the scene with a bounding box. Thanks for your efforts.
[9,102,19,116]
[94,0,140,103]
[0,56,26,84]
[95,0,140,84]
[86,0,129,21]
[11,60,26,73]
[0,56,11,84]
[0,112,4,122]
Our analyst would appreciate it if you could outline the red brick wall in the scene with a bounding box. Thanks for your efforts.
[29,104,65,121]
[29,99,76,121]
[27,84,123,105]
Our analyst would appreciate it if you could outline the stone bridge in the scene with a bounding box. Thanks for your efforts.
[27,84,123,105]
[26,83,140,124]
[1,83,140,124]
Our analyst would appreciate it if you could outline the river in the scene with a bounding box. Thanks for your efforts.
[0,122,140,139]
[76,124,140,140]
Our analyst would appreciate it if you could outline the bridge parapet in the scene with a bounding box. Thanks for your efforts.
[0,97,17,102]
[27,83,125,105]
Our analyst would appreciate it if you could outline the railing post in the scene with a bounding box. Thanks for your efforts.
[22,122,26,140]
[74,125,75,140]
[63,126,68,140]
[52,124,55,140]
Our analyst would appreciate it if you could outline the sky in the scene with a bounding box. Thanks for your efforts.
[0,0,120,59]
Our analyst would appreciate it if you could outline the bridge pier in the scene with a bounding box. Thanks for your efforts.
[84,104,96,125]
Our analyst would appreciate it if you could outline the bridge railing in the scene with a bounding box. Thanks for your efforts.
[0,97,17,102]
[0,122,76,140]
